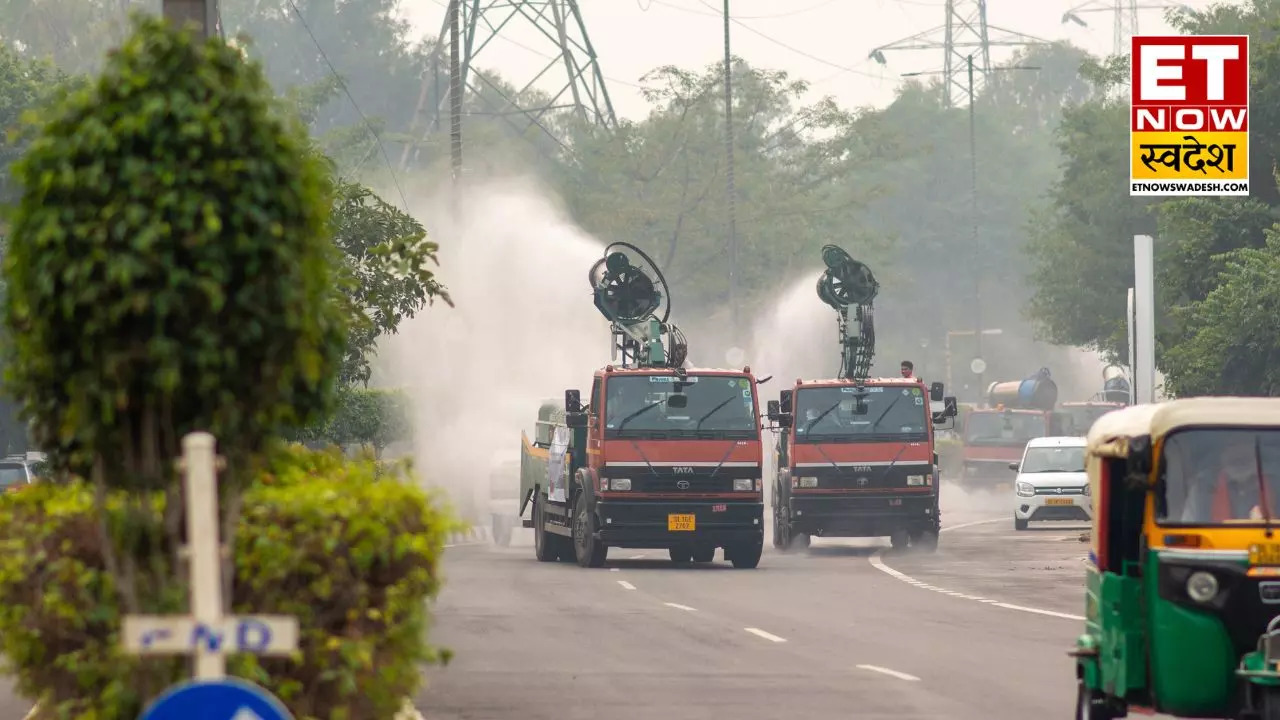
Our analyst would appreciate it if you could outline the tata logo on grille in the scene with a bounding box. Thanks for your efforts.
[672,466,695,474]
[857,477,869,487]
[676,480,690,490]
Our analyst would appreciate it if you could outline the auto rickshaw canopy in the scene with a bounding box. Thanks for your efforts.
[1087,398,1280,461]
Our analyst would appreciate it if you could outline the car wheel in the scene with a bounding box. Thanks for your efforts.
[1014,517,1029,531]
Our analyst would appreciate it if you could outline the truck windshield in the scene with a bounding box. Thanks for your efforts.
[794,385,928,442]
[1159,428,1280,526]
[1062,405,1120,435]
[964,411,1046,446]
[603,374,756,438]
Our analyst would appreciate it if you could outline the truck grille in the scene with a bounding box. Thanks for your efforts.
[634,475,737,493]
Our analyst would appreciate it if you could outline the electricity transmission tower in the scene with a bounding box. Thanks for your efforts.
[868,0,1047,107]
[400,0,618,171]
[1062,1,1191,57]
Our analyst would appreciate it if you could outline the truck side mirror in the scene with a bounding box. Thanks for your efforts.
[767,400,780,420]
[565,389,582,414]
[777,413,793,428]
[930,382,944,402]
[780,389,793,414]
[944,397,958,417]
[565,412,587,428]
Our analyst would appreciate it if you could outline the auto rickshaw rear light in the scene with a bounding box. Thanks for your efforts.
[1187,571,1219,603]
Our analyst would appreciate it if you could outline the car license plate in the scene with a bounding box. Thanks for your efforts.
[1251,543,1280,566]
[668,514,696,531]
[1045,497,1073,506]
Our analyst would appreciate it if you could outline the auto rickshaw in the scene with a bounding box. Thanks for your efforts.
[1075,398,1280,719]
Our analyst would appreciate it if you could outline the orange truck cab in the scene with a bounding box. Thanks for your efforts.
[960,370,1068,488]
[522,364,766,569]
[767,376,957,551]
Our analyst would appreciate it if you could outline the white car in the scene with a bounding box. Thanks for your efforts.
[1010,436,1091,531]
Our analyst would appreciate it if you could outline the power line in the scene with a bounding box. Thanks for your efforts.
[283,0,411,213]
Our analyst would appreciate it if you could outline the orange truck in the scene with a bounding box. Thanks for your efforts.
[768,376,956,551]
[765,245,958,551]
[958,368,1068,487]
[518,242,765,568]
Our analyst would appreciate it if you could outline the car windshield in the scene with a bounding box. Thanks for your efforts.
[603,374,756,438]
[1020,445,1085,473]
[964,411,1047,446]
[0,464,27,488]
[1159,428,1280,526]
[793,385,928,442]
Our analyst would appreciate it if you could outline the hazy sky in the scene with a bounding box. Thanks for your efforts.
[396,0,1226,120]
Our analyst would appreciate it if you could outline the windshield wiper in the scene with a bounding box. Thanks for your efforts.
[803,401,842,435]
[868,393,906,432]
[694,396,739,431]
[614,400,664,432]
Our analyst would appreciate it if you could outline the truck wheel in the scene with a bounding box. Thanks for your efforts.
[692,546,715,563]
[890,530,909,550]
[669,546,693,564]
[773,511,792,551]
[533,496,556,562]
[729,538,763,569]
[793,532,811,551]
[572,492,607,568]
[913,530,939,552]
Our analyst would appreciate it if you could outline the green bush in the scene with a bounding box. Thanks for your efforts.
[1,13,347,487]
[0,446,457,719]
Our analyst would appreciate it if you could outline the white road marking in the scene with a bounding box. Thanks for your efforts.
[856,664,921,682]
[940,518,1005,533]
[868,521,1087,622]
[664,602,697,612]
[609,567,620,572]
[744,627,787,643]
[617,580,637,590]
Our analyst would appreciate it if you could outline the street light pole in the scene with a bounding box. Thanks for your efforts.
[722,0,740,336]
[967,54,983,399]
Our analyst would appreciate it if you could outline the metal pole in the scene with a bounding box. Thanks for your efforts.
[967,53,984,400]
[449,0,463,191]
[723,0,740,334]
[162,0,217,37]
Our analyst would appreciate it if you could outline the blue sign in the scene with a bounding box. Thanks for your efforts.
[139,678,293,720]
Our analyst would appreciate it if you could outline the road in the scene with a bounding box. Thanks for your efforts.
[416,504,1155,720]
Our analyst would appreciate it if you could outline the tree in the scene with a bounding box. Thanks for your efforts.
[0,45,64,203]
[1162,230,1280,396]
[329,179,451,386]
[2,12,346,491]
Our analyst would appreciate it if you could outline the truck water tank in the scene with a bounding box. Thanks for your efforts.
[986,371,1058,411]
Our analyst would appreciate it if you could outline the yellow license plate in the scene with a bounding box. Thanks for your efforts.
[1045,497,1074,506]
[1251,543,1280,566]
[668,514,696,531]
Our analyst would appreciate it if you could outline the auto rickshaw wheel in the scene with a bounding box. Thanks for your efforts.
[1074,680,1119,720]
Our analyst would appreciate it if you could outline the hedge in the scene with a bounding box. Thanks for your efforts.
[0,445,458,719]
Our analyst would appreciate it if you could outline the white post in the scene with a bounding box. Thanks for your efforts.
[1127,287,1136,405]
[184,431,225,679]
[1133,235,1156,404]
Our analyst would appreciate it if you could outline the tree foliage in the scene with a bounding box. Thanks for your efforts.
[1,12,346,488]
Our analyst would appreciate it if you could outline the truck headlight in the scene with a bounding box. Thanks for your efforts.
[907,474,925,486]
[1016,481,1034,497]
[733,478,754,491]
[610,478,631,491]
[1187,571,1219,604]
[797,476,818,488]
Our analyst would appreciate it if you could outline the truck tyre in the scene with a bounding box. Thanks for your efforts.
[913,529,939,552]
[534,495,556,562]
[669,547,692,563]
[890,530,909,550]
[692,546,715,563]
[729,537,763,569]
[572,492,608,568]
[793,532,811,550]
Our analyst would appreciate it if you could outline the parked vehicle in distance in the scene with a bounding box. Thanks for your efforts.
[1010,436,1089,531]
[0,454,37,493]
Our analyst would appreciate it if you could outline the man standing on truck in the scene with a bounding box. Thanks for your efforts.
[901,360,915,378]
